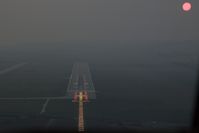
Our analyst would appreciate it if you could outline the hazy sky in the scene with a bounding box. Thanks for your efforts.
[0,0,199,44]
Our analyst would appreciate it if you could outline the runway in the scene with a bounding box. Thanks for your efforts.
[67,62,96,99]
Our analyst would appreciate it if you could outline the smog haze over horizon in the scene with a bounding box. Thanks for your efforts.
[0,0,199,45]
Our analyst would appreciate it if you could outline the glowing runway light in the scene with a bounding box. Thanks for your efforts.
[182,2,192,12]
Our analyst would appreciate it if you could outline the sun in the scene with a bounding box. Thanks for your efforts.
[182,2,192,12]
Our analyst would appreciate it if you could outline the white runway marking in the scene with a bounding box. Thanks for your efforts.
[0,63,27,75]
[40,98,50,114]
